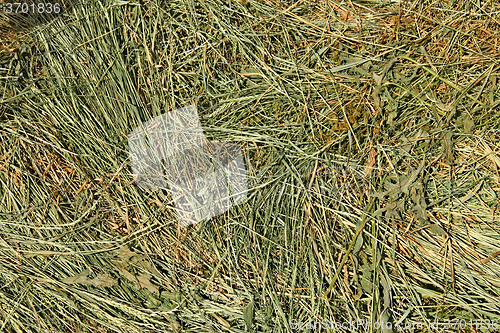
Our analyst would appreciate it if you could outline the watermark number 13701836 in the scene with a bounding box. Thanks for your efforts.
[1,2,61,14]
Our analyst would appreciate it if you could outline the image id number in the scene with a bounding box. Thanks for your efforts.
[2,2,61,14]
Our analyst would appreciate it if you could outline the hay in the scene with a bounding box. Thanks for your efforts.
[1,0,499,331]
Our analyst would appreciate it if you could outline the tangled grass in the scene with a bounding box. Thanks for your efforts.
[1,0,499,332]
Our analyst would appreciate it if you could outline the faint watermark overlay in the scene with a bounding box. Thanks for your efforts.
[289,318,499,331]
[128,104,248,227]
[289,318,423,330]
[0,1,74,31]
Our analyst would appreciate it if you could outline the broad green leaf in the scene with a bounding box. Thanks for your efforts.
[244,300,254,331]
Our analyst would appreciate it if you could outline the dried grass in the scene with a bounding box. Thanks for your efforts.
[1,0,499,332]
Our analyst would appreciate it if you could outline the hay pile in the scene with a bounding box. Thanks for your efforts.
[1,0,499,331]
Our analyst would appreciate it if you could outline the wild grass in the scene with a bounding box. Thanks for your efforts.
[1,0,500,332]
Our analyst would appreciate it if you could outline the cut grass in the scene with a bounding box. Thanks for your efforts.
[1,0,500,332]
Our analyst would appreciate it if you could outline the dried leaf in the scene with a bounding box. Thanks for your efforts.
[115,246,145,265]
[379,273,391,311]
[137,273,159,295]
[365,148,377,177]
[88,274,117,288]
[442,130,454,164]
[166,314,182,333]
[61,269,90,283]
[213,313,231,329]
[372,84,382,111]
[353,233,364,255]
[429,223,446,236]
[387,110,398,126]
[411,186,428,223]
[62,272,116,288]
[373,73,383,86]
[398,160,425,195]
[139,260,161,277]
[116,267,159,294]
[463,118,474,134]
[244,300,254,331]
[117,266,136,283]
[160,291,182,301]
[380,310,393,333]
[61,275,87,284]
[361,263,373,293]
[370,161,425,199]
